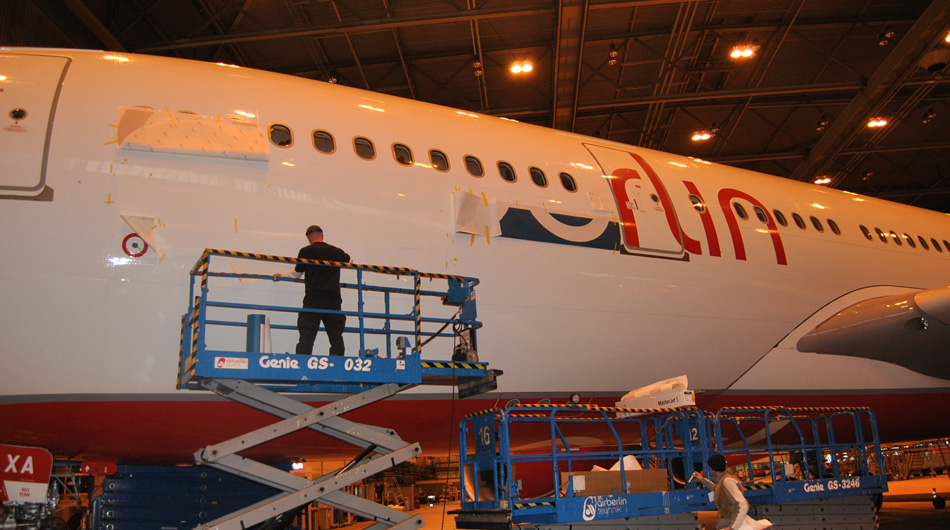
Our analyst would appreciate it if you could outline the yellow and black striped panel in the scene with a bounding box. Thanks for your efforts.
[515,403,699,415]
[464,409,502,419]
[202,248,475,283]
[721,406,872,413]
[743,483,773,491]
[421,361,487,370]
[514,502,554,510]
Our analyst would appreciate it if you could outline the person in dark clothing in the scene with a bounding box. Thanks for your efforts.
[276,225,350,355]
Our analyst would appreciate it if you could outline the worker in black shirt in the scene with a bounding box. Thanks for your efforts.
[276,225,351,355]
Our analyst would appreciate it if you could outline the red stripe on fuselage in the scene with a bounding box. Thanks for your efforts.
[2,391,948,464]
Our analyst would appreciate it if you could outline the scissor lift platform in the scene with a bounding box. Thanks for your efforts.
[176,249,499,530]
[455,404,887,530]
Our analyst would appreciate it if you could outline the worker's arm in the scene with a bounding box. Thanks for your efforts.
[690,471,715,489]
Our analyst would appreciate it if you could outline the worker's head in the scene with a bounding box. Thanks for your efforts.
[707,454,728,474]
[306,225,324,243]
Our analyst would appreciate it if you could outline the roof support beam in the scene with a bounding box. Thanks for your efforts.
[787,0,950,182]
[62,0,127,52]
[552,0,588,131]
[135,6,551,52]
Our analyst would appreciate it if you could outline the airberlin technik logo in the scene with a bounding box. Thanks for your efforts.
[582,495,628,521]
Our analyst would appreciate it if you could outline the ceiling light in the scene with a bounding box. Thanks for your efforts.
[691,130,712,141]
[511,61,532,74]
[816,115,829,131]
[922,107,936,124]
[946,31,950,43]
[730,44,758,59]
[867,117,888,128]
[608,44,619,66]
[814,177,832,185]
[878,28,895,46]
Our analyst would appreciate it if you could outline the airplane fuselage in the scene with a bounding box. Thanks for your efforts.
[2,48,949,462]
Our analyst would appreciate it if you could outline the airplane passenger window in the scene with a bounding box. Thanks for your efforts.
[559,172,578,192]
[529,167,548,187]
[312,130,335,153]
[828,219,840,235]
[904,234,916,248]
[874,228,887,243]
[754,206,768,223]
[773,210,787,226]
[932,238,942,252]
[354,137,376,160]
[690,195,706,213]
[810,216,824,232]
[890,231,902,246]
[430,150,449,171]
[733,202,748,220]
[860,225,872,240]
[269,124,293,147]
[393,143,413,166]
[465,156,484,177]
[918,236,930,250]
[498,162,517,182]
[792,213,806,229]
[943,240,950,253]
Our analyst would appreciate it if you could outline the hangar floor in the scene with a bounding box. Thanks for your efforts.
[877,475,950,529]
[384,475,950,530]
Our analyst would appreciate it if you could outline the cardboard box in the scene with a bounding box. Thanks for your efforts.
[561,468,669,496]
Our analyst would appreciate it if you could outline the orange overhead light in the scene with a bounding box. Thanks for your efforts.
[510,62,533,73]
[730,45,758,59]
[691,130,713,141]
[867,117,888,128]
[814,177,832,185]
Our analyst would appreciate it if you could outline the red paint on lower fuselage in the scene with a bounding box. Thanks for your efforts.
[1,390,948,464]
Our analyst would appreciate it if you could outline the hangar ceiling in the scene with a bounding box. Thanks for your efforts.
[5,0,950,213]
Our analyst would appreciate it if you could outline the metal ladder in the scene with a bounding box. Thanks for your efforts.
[177,249,500,530]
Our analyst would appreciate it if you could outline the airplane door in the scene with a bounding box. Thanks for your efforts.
[0,53,69,200]
[584,144,686,259]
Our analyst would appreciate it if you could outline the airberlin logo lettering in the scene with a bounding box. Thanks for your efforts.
[582,495,628,521]
[214,357,249,369]
[607,152,787,266]
[503,149,788,266]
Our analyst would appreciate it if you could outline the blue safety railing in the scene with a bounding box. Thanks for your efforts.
[457,403,887,526]
[177,249,485,392]
[710,406,887,504]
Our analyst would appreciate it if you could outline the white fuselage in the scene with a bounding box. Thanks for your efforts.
[1,49,949,461]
